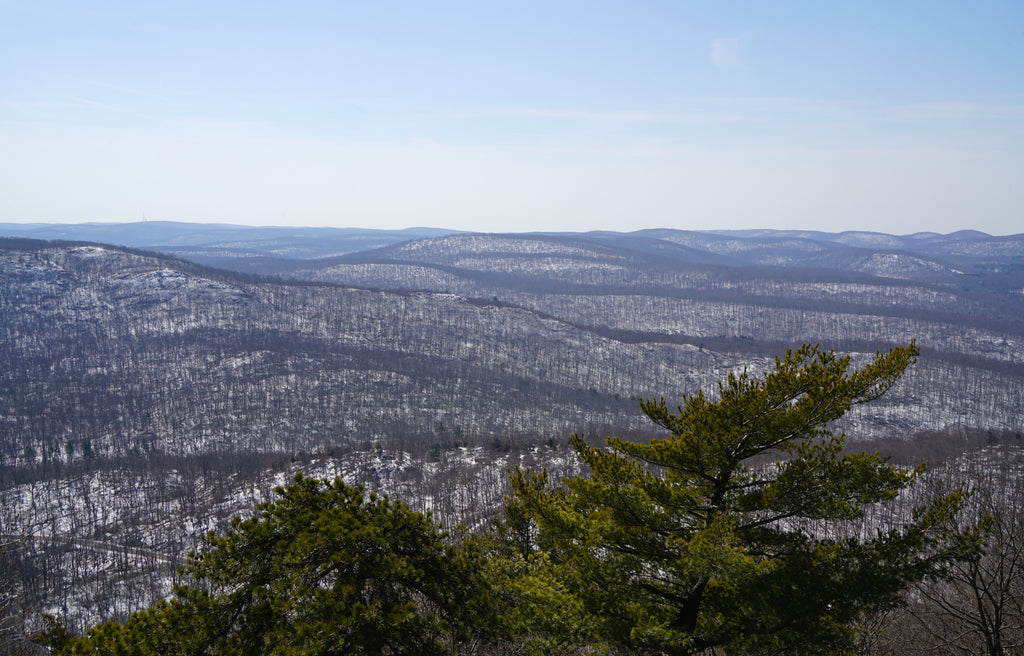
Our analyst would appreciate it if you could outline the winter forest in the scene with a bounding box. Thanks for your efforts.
[2,225,1024,655]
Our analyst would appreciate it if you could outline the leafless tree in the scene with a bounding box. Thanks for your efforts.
[0,518,35,655]
[872,451,1024,656]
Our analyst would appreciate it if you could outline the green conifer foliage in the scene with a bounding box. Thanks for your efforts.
[509,342,982,655]
[44,475,498,656]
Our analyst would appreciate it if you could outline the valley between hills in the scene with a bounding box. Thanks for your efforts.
[1,224,1023,634]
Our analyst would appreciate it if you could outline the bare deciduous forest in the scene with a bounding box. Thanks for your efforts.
[1,226,1023,654]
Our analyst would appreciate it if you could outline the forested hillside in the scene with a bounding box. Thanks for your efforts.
[3,233,1022,468]
[1,227,1022,647]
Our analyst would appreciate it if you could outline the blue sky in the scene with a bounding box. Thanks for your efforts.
[1,1,1022,234]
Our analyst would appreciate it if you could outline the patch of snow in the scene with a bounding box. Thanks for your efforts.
[69,246,109,257]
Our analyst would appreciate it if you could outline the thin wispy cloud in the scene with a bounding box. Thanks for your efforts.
[884,101,1024,122]
[0,98,117,113]
[489,108,750,124]
[473,97,1024,131]
[711,36,747,69]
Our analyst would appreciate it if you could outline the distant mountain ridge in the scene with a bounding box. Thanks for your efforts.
[1,222,1021,275]
[0,222,460,261]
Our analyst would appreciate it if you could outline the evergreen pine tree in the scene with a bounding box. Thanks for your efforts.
[43,475,500,656]
[509,342,981,655]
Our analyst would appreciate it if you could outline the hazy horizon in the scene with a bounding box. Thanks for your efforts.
[2,218,1019,239]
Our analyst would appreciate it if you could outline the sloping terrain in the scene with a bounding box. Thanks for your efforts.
[1,227,1022,638]
[4,235,1021,471]
[1,241,693,466]
[280,232,1024,432]
[0,222,458,263]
